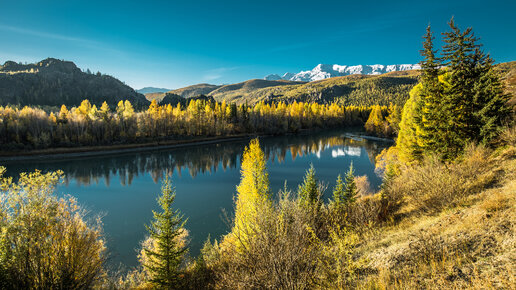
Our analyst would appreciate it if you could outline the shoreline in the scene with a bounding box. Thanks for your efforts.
[0,134,257,162]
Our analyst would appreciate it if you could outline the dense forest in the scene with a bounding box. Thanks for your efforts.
[0,99,399,151]
[0,20,515,289]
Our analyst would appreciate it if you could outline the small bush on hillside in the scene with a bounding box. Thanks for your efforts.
[388,145,495,214]
[216,191,321,289]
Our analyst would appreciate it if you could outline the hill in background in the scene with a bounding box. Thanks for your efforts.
[0,58,149,108]
[208,79,305,103]
[136,87,170,94]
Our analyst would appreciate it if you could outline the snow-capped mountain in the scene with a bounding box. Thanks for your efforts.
[264,63,421,82]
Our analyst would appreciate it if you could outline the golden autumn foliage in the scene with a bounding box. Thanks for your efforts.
[0,99,372,150]
[223,138,271,250]
[0,167,106,288]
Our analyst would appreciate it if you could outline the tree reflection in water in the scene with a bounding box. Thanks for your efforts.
[2,130,391,187]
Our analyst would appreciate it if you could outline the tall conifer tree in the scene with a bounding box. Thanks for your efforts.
[144,177,187,289]
[298,163,320,207]
[331,174,346,206]
[343,162,358,204]
[441,18,510,156]
[417,25,445,154]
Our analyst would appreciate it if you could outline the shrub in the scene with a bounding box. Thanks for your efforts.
[0,167,106,289]
[388,145,495,214]
[216,191,321,289]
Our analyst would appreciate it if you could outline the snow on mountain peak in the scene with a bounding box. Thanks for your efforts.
[264,63,420,82]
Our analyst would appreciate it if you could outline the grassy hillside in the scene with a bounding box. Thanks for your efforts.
[208,79,305,102]
[170,83,221,98]
[145,92,168,102]
[146,83,222,102]
[0,58,149,108]
[238,71,418,106]
[354,142,516,288]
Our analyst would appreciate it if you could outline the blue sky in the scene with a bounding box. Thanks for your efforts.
[1,0,515,89]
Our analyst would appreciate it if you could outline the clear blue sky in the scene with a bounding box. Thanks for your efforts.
[1,0,515,89]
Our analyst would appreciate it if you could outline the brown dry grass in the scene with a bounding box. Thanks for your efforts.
[352,144,516,289]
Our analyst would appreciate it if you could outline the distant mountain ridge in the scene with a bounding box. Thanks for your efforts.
[144,83,223,102]
[136,87,170,94]
[0,58,149,108]
[265,63,421,82]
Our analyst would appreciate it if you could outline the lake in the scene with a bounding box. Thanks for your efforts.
[2,129,392,270]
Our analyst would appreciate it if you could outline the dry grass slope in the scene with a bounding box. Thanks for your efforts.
[355,143,516,289]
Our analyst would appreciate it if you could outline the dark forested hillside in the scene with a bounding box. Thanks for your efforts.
[0,58,149,108]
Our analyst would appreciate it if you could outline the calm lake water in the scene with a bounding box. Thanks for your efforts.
[2,129,391,270]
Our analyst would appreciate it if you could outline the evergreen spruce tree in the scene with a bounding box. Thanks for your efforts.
[343,162,358,204]
[470,48,511,143]
[144,176,187,289]
[417,25,446,155]
[440,18,510,157]
[298,163,320,207]
[331,174,346,207]
[440,18,482,158]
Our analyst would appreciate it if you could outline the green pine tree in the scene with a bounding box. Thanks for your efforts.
[440,18,482,158]
[470,49,511,144]
[440,18,510,157]
[298,163,320,207]
[144,176,187,289]
[343,162,358,204]
[417,25,446,155]
[331,174,346,206]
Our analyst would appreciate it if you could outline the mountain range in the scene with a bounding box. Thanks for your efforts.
[265,63,421,82]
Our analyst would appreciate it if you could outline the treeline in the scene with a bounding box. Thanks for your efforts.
[0,99,372,150]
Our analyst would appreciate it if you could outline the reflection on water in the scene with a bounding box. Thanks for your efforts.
[1,130,391,269]
[3,132,388,187]
[331,146,362,158]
